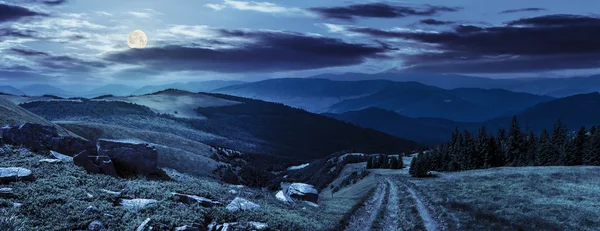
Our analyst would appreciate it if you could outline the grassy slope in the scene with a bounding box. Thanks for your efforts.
[407,166,600,230]
[0,97,74,136]
[0,146,355,231]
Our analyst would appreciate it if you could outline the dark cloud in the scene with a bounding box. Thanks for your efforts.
[500,7,546,14]
[419,19,456,25]
[105,30,388,73]
[347,14,600,73]
[0,28,38,41]
[0,3,47,23]
[9,48,107,73]
[309,3,461,21]
[41,0,68,5]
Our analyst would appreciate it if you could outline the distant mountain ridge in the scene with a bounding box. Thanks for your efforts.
[215,78,554,122]
[313,72,600,97]
[326,92,600,144]
[131,80,245,95]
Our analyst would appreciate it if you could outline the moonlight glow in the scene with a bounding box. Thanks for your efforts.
[127,30,147,49]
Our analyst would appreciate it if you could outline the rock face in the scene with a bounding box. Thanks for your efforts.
[171,193,221,208]
[226,197,260,212]
[73,151,117,177]
[119,198,157,210]
[0,167,34,183]
[285,183,319,204]
[208,221,268,231]
[1,123,58,151]
[51,136,96,156]
[97,139,158,176]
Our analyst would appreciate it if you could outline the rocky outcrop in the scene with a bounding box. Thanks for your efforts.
[88,220,105,231]
[51,136,96,156]
[175,225,204,231]
[171,193,221,207]
[39,158,61,163]
[208,221,268,231]
[97,139,158,176]
[74,151,117,177]
[1,123,58,151]
[136,218,152,231]
[0,167,34,183]
[226,197,260,212]
[0,187,15,198]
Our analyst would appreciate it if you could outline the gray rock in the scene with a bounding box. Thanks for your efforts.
[175,225,202,231]
[12,202,22,208]
[285,183,319,204]
[97,139,158,176]
[74,151,117,177]
[136,218,152,231]
[171,193,221,207]
[39,158,61,163]
[208,221,267,231]
[226,197,260,212]
[1,123,58,152]
[99,189,121,196]
[51,136,96,156]
[83,206,100,215]
[0,188,14,198]
[0,167,34,183]
[88,220,105,231]
[119,198,157,210]
[50,150,73,162]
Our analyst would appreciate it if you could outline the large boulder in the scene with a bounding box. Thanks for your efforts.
[281,183,319,204]
[50,150,73,162]
[226,197,260,212]
[0,167,34,183]
[51,136,96,156]
[1,123,58,151]
[97,139,158,176]
[73,151,117,177]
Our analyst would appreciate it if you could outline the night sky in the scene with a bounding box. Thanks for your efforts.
[1,0,600,85]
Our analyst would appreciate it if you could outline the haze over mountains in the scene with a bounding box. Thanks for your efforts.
[3,72,600,145]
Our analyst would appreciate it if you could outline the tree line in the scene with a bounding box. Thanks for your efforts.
[410,117,600,177]
[366,154,403,169]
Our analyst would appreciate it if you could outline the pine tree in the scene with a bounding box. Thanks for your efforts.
[474,126,488,169]
[409,156,417,176]
[566,126,587,166]
[486,135,504,167]
[497,128,508,161]
[366,156,373,169]
[507,116,525,166]
[551,120,569,165]
[585,126,600,165]
[537,129,554,166]
[462,130,475,170]
[523,131,538,166]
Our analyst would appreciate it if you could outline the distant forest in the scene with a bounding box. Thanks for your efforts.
[410,117,600,177]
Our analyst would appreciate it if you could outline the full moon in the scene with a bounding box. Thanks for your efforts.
[127,30,147,49]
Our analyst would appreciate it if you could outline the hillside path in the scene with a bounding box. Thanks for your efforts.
[403,182,440,231]
[381,179,400,231]
[344,180,388,231]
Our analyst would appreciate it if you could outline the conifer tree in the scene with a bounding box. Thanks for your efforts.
[566,126,587,166]
[551,120,569,165]
[585,126,600,165]
[537,129,554,166]
[507,116,525,166]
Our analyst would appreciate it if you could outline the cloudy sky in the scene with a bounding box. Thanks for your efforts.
[1,0,600,86]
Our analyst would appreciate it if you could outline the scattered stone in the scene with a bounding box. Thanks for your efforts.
[174,225,202,231]
[97,139,159,176]
[99,189,121,196]
[228,189,237,194]
[0,188,15,198]
[171,193,221,208]
[87,193,94,199]
[50,150,73,162]
[12,202,22,208]
[226,197,260,212]
[39,158,61,163]
[208,221,267,231]
[83,206,100,215]
[88,220,105,231]
[136,218,152,231]
[0,167,34,183]
[119,198,157,210]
